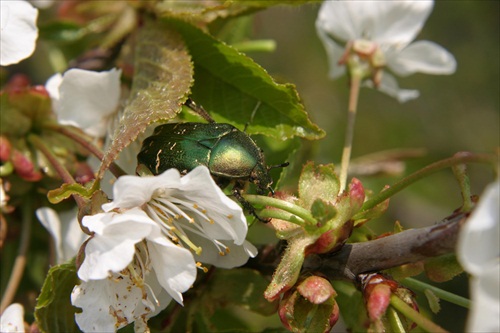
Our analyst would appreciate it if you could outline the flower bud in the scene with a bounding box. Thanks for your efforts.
[279,276,339,333]
[11,150,42,182]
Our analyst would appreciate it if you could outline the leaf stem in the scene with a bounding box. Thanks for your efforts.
[28,134,86,208]
[452,160,473,212]
[390,295,448,333]
[401,277,471,309]
[339,74,361,191]
[44,123,127,178]
[244,194,317,226]
[387,307,406,333]
[231,39,277,53]
[361,152,496,212]
[0,199,32,314]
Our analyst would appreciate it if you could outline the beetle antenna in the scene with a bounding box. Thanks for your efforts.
[268,162,290,170]
[244,101,262,132]
[185,98,215,123]
[268,186,275,196]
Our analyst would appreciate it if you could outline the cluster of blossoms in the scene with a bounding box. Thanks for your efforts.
[72,166,257,331]
[1,1,257,331]
[1,0,498,332]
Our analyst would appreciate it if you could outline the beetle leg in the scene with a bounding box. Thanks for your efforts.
[185,98,215,123]
[232,186,270,223]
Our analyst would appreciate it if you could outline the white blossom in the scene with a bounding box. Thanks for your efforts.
[0,0,38,66]
[36,207,88,264]
[46,68,122,137]
[0,303,25,333]
[457,180,500,332]
[316,0,456,102]
[72,166,257,331]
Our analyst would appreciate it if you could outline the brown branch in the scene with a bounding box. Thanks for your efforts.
[303,213,467,281]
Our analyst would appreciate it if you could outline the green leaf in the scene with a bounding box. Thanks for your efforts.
[98,20,193,178]
[154,0,313,25]
[165,18,324,140]
[424,289,441,314]
[39,21,86,42]
[298,162,339,209]
[207,269,278,316]
[311,199,337,224]
[35,262,81,333]
[424,254,464,282]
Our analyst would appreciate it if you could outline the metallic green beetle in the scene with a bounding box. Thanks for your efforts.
[137,122,273,195]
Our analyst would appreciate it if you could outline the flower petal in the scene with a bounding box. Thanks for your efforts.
[147,237,197,305]
[315,27,347,79]
[55,68,121,137]
[371,1,434,46]
[316,1,364,41]
[466,263,500,332]
[387,41,457,77]
[71,275,143,332]
[79,208,157,280]
[102,169,183,211]
[0,303,25,333]
[193,237,258,269]
[36,207,88,264]
[316,0,433,46]
[368,72,420,103]
[0,1,38,66]
[457,180,500,275]
[177,166,248,244]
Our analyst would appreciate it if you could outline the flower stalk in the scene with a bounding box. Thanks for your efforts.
[339,73,362,191]
[243,194,317,226]
[44,123,127,178]
[390,295,448,333]
[359,152,497,213]
[0,199,33,313]
[27,134,87,209]
[401,277,470,309]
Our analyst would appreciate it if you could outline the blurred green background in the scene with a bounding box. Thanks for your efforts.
[249,2,498,331]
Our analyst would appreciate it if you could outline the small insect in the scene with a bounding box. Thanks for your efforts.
[136,99,287,220]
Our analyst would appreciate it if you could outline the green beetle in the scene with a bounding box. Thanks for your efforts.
[137,122,274,195]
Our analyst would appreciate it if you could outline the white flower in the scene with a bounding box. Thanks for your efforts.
[0,303,25,333]
[0,0,38,66]
[102,166,258,267]
[457,180,500,332]
[36,207,89,264]
[316,0,456,102]
[46,68,122,137]
[72,264,172,332]
[72,166,257,331]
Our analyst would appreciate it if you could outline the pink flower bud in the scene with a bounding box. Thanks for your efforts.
[0,136,12,162]
[11,150,42,182]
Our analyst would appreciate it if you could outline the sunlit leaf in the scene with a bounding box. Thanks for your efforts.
[97,20,193,179]
[166,18,325,140]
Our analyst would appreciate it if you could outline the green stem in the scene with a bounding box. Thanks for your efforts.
[390,295,448,333]
[28,134,86,208]
[244,194,317,226]
[339,74,362,191]
[401,277,471,309]
[257,208,307,227]
[387,307,406,333]
[361,152,496,212]
[45,123,127,178]
[452,158,473,212]
[0,199,32,314]
[231,39,277,53]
